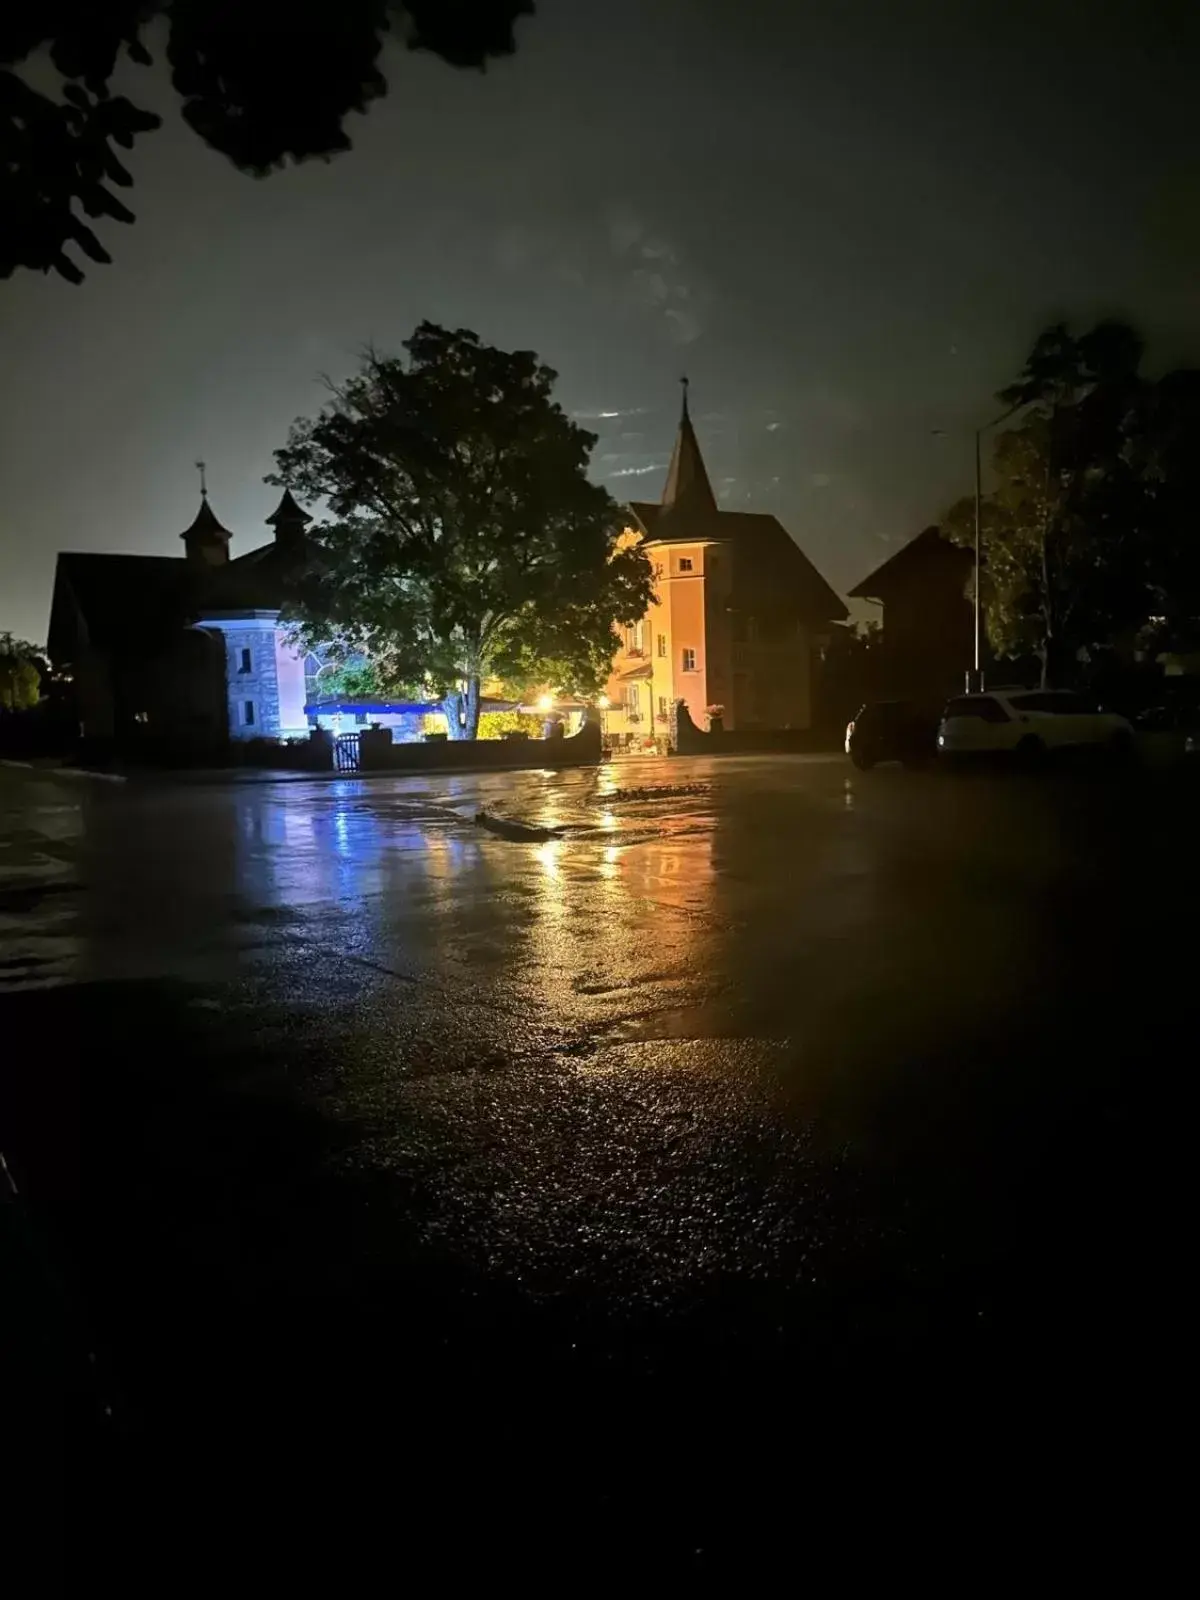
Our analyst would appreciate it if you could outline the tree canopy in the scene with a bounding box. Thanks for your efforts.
[0,633,42,711]
[941,320,1200,685]
[271,322,654,739]
[1,1,534,284]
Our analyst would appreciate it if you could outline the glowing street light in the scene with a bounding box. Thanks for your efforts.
[537,694,554,712]
[597,694,610,709]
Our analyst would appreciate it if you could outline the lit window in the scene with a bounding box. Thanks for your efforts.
[134,711,149,724]
[657,634,667,658]
[243,700,255,726]
[678,557,694,572]
[239,647,252,673]
[682,647,697,672]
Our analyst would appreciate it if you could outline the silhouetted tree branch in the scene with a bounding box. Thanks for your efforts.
[1,1,534,284]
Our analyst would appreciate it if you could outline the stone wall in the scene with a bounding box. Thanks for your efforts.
[198,614,284,738]
[360,718,602,774]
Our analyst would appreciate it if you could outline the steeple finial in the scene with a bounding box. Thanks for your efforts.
[660,379,716,522]
[195,459,208,498]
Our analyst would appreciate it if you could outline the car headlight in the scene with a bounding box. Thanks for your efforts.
[937,733,946,747]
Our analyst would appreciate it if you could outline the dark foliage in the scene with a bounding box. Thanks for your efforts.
[1,1,534,283]
[942,319,1200,684]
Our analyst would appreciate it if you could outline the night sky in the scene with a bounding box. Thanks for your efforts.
[2,0,1197,645]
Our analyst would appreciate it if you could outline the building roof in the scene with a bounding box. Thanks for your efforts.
[49,553,205,657]
[629,500,847,625]
[849,525,973,601]
[658,382,717,528]
[179,493,233,547]
[624,388,848,626]
[49,495,313,662]
[265,489,311,529]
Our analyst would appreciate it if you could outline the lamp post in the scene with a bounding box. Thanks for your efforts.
[936,403,1023,693]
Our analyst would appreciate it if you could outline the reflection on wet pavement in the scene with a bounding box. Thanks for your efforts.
[2,754,1191,1573]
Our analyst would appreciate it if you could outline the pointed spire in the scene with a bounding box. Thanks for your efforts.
[660,377,717,523]
[265,487,312,552]
[265,488,311,532]
[180,472,233,566]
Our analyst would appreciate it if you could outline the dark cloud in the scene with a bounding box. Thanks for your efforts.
[2,0,1198,641]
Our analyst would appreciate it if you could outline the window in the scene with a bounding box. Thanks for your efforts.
[238,647,253,674]
[633,619,645,653]
[657,633,667,658]
[681,647,697,672]
[355,712,368,726]
[678,556,694,573]
[243,700,256,727]
[944,696,1009,724]
[658,695,668,718]
[627,684,641,719]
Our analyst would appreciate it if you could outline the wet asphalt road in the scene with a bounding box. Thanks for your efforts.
[0,756,1190,1574]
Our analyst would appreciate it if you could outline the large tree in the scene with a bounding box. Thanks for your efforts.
[942,320,1160,686]
[271,323,654,740]
[1,1,533,284]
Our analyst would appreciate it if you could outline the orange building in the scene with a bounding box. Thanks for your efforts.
[604,388,847,743]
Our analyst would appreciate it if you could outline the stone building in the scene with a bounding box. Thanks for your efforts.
[48,487,313,754]
[603,387,847,741]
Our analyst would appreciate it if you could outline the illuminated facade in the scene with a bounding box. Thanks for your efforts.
[604,389,847,741]
[48,488,312,751]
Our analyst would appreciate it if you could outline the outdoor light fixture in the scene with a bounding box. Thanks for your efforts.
[598,695,610,709]
[537,694,554,712]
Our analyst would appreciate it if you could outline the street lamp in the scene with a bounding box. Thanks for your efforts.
[935,403,1023,693]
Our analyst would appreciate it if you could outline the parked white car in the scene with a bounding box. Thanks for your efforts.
[937,689,1135,762]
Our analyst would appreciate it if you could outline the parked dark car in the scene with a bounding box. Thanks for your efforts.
[845,700,937,770]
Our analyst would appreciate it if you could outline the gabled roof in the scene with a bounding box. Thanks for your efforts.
[48,540,308,662]
[50,553,204,657]
[848,526,972,601]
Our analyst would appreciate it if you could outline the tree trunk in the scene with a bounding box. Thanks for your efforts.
[442,675,481,740]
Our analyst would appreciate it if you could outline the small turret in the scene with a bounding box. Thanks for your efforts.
[180,490,232,566]
[265,488,312,551]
